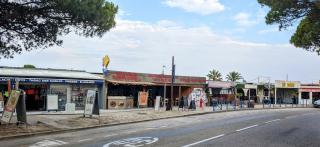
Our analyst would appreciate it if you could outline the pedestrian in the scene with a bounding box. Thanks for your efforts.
[200,98,204,111]
[178,96,184,111]
[183,96,188,111]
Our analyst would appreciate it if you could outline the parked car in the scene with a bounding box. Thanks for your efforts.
[313,99,320,108]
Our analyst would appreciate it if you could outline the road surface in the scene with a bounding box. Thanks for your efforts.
[1,108,319,147]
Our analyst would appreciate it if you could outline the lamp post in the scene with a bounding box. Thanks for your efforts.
[162,65,166,108]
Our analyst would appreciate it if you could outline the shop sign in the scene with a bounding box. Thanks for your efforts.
[245,84,257,89]
[208,81,234,88]
[275,81,300,88]
[1,90,21,123]
[84,90,96,115]
[138,92,148,106]
[0,77,102,84]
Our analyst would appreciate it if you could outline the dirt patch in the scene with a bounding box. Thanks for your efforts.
[0,122,59,138]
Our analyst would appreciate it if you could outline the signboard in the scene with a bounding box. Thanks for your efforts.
[1,90,21,123]
[155,96,161,111]
[208,81,234,88]
[138,92,148,107]
[65,103,76,113]
[47,95,58,111]
[84,90,96,115]
[275,80,300,88]
[245,84,257,89]
[0,77,103,84]
[0,101,3,112]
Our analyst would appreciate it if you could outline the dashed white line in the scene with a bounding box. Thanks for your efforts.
[181,134,225,147]
[104,134,118,138]
[264,119,281,124]
[78,138,92,142]
[236,124,258,132]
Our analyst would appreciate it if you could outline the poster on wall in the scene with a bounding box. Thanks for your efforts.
[0,93,3,112]
[138,92,148,107]
[84,90,96,115]
[47,95,59,111]
[1,90,21,123]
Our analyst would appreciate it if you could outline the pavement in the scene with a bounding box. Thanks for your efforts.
[0,104,313,140]
[0,108,318,147]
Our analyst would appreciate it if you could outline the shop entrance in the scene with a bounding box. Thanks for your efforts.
[20,84,48,111]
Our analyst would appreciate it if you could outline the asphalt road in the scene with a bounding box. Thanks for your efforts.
[1,108,320,147]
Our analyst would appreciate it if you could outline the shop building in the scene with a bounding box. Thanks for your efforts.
[275,80,300,104]
[207,81,235,103]
[0,67,105,111]
[299,84,320,105]
[104,70,206,109]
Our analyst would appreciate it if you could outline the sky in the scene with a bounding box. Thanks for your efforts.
[1,0,320,83]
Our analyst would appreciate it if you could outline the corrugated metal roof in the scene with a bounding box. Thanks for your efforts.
[0,67,103,80]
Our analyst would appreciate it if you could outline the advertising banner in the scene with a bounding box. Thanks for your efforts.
[1,90,21,123]
[47,95,58,111]
[84,90,96,115]
[138,92,148,107]
[155,96,161,111]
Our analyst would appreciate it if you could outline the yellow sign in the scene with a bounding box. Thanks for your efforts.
[103,55,110,68]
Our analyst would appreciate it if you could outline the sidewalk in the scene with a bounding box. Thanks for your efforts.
[0,104,313,140]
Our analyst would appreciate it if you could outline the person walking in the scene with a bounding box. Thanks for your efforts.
[200,98,204,111]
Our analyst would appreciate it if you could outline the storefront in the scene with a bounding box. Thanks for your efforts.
[0,67,105,111]
[104,70,206,109]
[207,81,235,104]
[299,84,320,105]
[275,80,300,104]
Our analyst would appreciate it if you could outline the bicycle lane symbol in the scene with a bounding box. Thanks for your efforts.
[103,137,159,147]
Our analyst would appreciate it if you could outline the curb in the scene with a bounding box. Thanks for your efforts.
[0,107,314,141]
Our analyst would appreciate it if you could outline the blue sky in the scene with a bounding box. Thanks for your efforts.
[2,0,320,83]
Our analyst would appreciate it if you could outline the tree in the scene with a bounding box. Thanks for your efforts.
[207,69,223,81]
[258,0,320,54]
[226,71,242,82]
[0,0,118,58]
[23,64,36,68]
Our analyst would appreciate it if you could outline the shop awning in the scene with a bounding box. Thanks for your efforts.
[107,80,155,86]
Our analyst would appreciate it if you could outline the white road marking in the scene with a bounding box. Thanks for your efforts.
[264,119,281,124]
[103,137,159,147]
[78,138,93,142]
[126,130,138,134]
[29,139,67,147]
[236,125,258,132]
[285,115,297,119]
[181,134,225,147]
[104,134,118,138]
[159,125,167,128]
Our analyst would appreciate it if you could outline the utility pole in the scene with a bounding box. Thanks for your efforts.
[167,56,175,111]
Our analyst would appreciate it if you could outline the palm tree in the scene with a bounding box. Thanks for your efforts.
[207,69,222,81]
[226,71,242,82]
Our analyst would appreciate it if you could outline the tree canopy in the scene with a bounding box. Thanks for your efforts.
[226,71,242,82]
[258,0,320,54]
[207,69,223,81]
[0,0,118,58]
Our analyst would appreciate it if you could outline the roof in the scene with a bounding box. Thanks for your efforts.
[207,81,234,88]
[0,67,104,80]
[104,70,206,85]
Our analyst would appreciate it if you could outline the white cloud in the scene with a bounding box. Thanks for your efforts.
[233,12,258,27]
[163,0,225,15]
[258,27,279,34]
[2,18,320,82]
